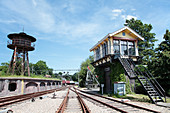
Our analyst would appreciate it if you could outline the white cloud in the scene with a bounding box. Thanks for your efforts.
[112,9,124,13]
[111,9,124,20]
[0,19,16,24]
[32,0,37,6]
[131,8,136,11]
[49,22,100,45]
[111,8,138,21]
[120,14,138,21]
[126,15,137,20]
[1,0,55,33]
[0,1,138,46]
[0,41,5,45]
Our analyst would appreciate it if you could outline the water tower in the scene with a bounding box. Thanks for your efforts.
[7,32,36,76]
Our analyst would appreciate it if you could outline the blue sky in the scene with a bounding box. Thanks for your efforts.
[0,0,170,73]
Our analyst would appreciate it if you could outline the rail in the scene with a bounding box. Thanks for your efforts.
[0,87,66,108]
[71,88,91,113]
[56,88,69,113]
[75,87,161,113]
[56,87,91,113]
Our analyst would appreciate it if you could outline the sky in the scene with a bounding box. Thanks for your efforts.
[0,0,170,74]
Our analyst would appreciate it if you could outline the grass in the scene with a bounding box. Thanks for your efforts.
[100,92,152,103]
[164,98,170,103]
[0,73,60,80]
[110,93,170,103]
[119,94,152,103]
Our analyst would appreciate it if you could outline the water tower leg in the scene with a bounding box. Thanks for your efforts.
[7,51,14,74]
[26,52,30,76]
[12,46,17,75]
[21,51,25,75]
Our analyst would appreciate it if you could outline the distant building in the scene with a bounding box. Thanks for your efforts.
[45,75,51,78]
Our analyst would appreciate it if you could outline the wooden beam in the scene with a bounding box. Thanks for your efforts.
[12,46,17,75]
[26,51,30,76]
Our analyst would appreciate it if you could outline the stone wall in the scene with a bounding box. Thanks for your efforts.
[0,77,62,97]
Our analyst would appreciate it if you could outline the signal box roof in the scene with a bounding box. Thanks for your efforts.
[90,26,144,52]
[8,32,36,42]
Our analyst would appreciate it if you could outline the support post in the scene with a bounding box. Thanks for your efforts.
[12,46,17,75]
[110,37,114,54]
[101,84,104,95]
[7,51,15,74]
[21,51,25,75]
[135,40,138,56]
[100,45,103,58]
[26,51,30,76]
[108,38,110,54]
[32,65,33,74]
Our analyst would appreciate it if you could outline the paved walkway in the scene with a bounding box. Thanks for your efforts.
[157,102,170,108]
[80,87,170,108]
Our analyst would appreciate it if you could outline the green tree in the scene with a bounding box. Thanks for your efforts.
[72,72,78,81]
[48,68,53,75]
[125,18,157,64]
[29,63,35,74]
[58,72,63,76]
[34,60,48,75]
[149,30,170,95]
[79,55,94,87]
[0,62,9,75]
[152,29,170,78]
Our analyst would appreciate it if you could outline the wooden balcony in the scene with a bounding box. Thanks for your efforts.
[7,40,35,51]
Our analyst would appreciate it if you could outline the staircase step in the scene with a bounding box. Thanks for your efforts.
[140,79,146,81]
[153,99,163,102]
[148,90,156,92]
[149,93,158,96]
[148,92,157,94]
[148,91,157,94]
[139,77,146,79]
[146,88,154,91]
[151,95,161,98]
[144,85,151,87]
[141,81,147,84]
[144,84,152,86]
[144,86,152,88]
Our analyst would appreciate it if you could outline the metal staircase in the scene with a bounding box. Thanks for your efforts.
[118,57,166,104]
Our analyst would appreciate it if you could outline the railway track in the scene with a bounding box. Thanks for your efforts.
[75,87,161,113]
[56,88,91,113]
[0,87,66,108]
[0,86,163,113]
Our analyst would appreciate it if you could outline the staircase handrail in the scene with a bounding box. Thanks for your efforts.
[144,70,166,99]
[128,59,162,95]
[128,58,161,90]
[118,58,131,74]
[144,67,165,93]
[143,67,166,101]
[125,58,161,101]
[128,58,166,102]
[119,57,164,103]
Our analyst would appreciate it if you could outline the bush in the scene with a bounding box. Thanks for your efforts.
[135,80,147,94]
